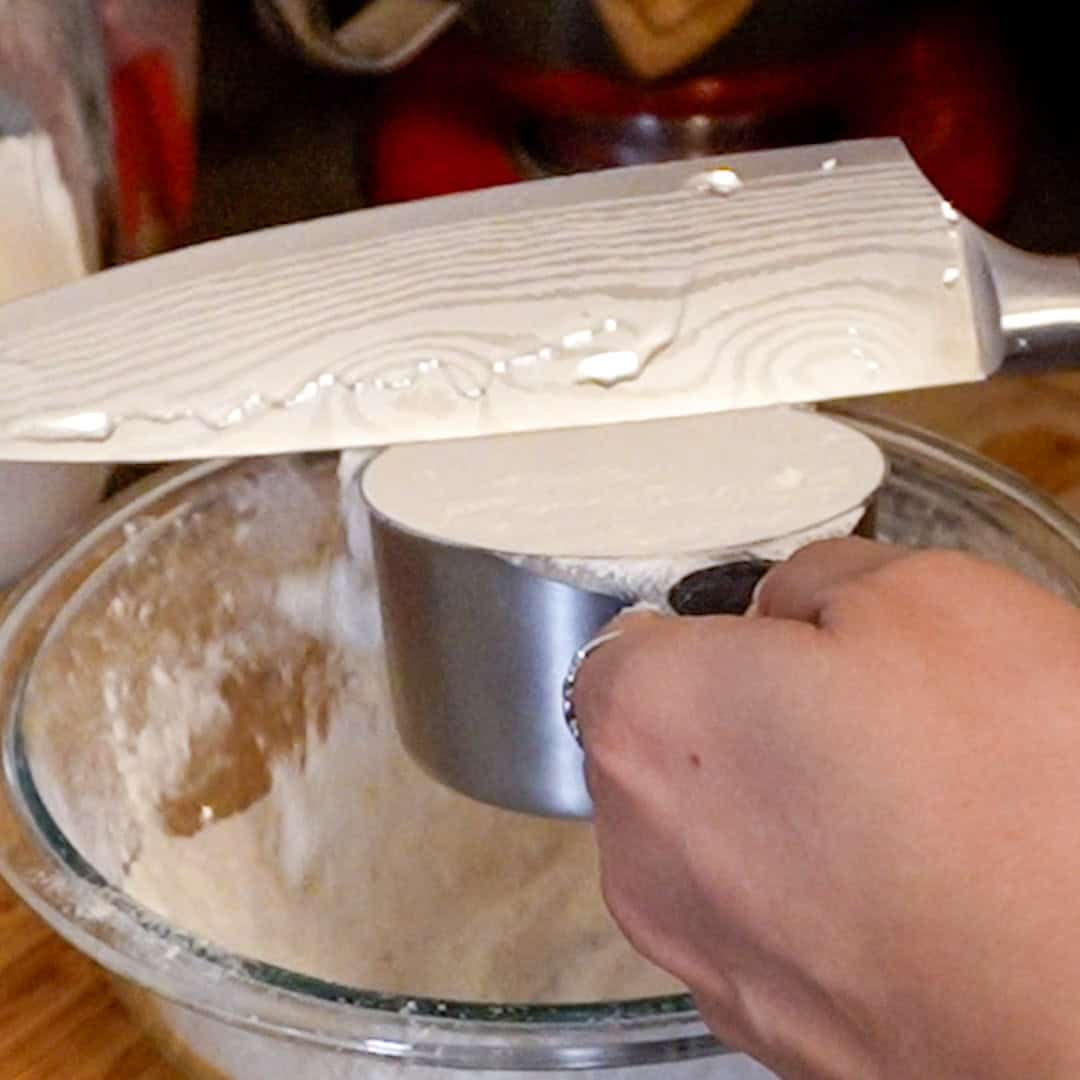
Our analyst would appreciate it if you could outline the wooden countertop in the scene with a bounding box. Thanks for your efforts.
[851,373,1080,520]
[0,882,181,1079]
[1,375,1077,1079]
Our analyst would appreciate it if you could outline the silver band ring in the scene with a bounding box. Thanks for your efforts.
[562,630,624,746]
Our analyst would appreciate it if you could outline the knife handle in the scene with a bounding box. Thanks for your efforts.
[980,230,1080,374]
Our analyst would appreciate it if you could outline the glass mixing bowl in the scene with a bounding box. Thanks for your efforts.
[1,410,1078,1079]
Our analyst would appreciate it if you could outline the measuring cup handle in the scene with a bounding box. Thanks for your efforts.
[666,559,775,617]
[255,0,462,73]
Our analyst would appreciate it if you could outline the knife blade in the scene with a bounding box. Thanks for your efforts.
[0,137,1075,463]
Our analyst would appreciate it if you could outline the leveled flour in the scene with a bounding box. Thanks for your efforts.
[360,408,885,559]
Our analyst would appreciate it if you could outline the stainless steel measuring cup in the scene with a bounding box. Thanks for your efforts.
[363,457,876,819]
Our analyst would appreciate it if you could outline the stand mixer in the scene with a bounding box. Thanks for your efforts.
[258,1,1024,229]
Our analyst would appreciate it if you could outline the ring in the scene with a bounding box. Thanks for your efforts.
[562,630,624,746]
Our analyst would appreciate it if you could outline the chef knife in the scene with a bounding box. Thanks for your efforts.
[0,137,1076,463]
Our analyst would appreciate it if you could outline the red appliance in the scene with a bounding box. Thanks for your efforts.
[369,8,1023,231]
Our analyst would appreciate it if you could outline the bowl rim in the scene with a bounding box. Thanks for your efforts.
[1,409,1078,1068]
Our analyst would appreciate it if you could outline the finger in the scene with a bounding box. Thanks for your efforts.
[570,610,677,750]
[573,607,819,765]
[754,537,912,624]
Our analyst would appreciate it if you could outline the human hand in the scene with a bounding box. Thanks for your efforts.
[574,538,1080,1079]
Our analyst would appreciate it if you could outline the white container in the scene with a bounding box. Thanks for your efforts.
[0,461,108,587]
[1,44,114,586]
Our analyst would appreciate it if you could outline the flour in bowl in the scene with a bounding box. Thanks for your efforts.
[24,460,680,1004]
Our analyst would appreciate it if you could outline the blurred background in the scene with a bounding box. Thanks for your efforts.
[192,1,1080,252]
